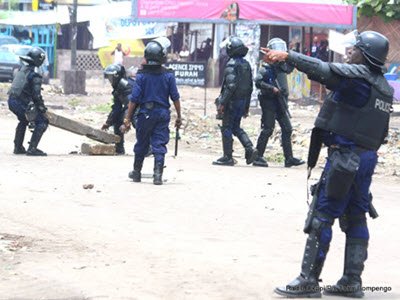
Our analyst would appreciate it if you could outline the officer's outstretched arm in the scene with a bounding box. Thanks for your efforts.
[264,49,341,89]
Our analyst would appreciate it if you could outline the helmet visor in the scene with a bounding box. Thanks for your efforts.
[104,73,117,84]
[152,37,171,51]
[342,30,359,48]
[219,36,230,49]
[268,40,287,51]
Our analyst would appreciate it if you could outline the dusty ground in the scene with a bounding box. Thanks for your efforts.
[0,80,399,300]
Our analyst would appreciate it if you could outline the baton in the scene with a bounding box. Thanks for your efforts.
[174,128,179,157]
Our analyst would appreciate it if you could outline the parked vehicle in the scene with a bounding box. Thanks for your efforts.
[0,35,19,47]
[0,45,50,83]
[0,48,20,82]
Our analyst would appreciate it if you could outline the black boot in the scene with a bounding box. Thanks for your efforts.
[237,131,258,165]
[115,144,125,155]
[274,217,332,298]
[26,126,47,156]
[282,136,304,168]
[13,122,27,154]
[129,160,143,182]
[153,162,164,185]
[114,125,125,155]
[213,134,234,166]
[324,238,368,298]
[253,156,268,167]
[253,130,270,167]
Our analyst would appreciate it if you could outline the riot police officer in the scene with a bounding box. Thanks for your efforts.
[265,31,393,298]
[102,64,134,154]
[254,38,304,168]
[124,37,182,185]
[213,36,258,166]
[8,47,48,156]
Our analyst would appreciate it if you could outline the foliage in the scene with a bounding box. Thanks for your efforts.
[344,0,400,22]
[266,153,285,163]
[68,97,82,107]
[86,100,112,112]
[0,0,20,11]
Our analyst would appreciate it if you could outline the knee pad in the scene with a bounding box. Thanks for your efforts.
[36,121,48,133]
[260,128,273,140]
[310,215,333,236]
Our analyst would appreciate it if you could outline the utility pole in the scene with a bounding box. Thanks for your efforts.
[62,0,86,94]
[69,0,78,70]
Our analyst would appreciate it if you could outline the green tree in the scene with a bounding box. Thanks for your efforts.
[345,0,400,22]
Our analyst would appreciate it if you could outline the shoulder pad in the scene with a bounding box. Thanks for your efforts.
[161,66,174,74]
[331,63,393,97]
[227,58,237,66]
[118,78,129,88]
[330,63,370,80]
[373,73,394,98]
[117,78,132,95]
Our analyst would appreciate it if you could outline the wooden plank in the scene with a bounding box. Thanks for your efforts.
[45,110,120,144]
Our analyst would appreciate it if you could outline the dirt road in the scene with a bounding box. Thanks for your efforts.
[0,117,399,300]
[1,81,399,299]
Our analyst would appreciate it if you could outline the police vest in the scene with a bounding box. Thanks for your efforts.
[233,58,253,99]
[8,65,33,103]
[314,71,393,150]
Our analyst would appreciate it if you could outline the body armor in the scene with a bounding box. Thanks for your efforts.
[219,58,253,107]
[114,78,132,106]
[8,65,33,103]
[314,64,393,150]
[286,52,393,150]
[255,62,292,98]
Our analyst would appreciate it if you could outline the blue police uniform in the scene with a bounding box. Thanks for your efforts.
[8,71,48,132]
[8,68,49,155]
[129,66,180,165]
[274,32,393,299]
[315,78,375,264]
[214,55,257,166]
[222,57,249,139]
[254,62,303,167]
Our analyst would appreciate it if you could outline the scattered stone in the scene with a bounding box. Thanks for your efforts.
[83,184,94,189]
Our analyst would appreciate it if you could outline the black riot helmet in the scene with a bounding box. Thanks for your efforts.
[104,64,126,85]
[267,38,287,51]
[225,36,248,58]
[19,47,46,67]
[355,31,389,66]
[144,37,171,65]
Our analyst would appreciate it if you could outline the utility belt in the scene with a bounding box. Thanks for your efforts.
[140,101,168,111]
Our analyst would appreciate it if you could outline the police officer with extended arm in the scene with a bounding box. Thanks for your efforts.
[8,47,49,156]
[213,36,258,166]
[264,31,393,298]
[253,38,305,168]
[102,64,135,154]
[124,37,182,185]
